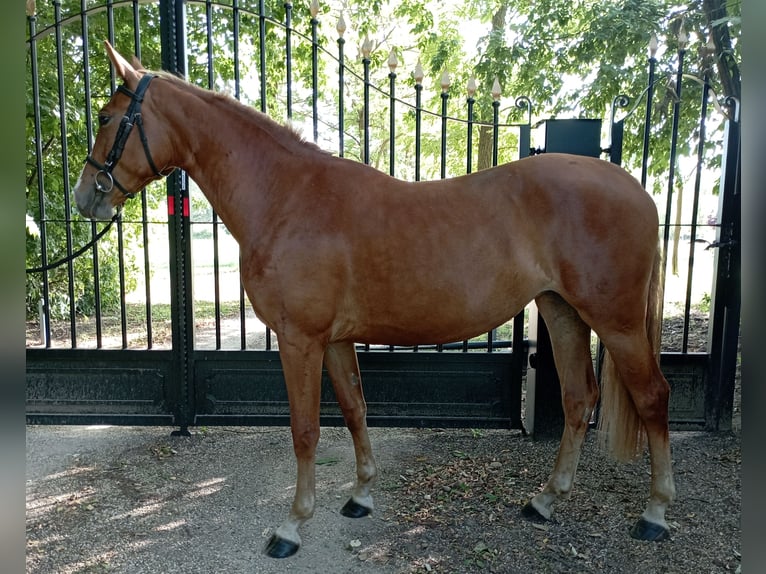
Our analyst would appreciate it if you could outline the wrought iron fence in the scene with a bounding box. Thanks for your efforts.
[25,0,740,431]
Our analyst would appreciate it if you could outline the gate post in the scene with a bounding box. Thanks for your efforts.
[160,0,195,434]
[706,98,740,431]
[525,119,603,438]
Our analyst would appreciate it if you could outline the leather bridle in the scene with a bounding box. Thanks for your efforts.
[85,73,169,199]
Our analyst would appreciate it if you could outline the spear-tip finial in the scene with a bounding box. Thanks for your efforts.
[388,49,398,73]
[491,77,502,100]
[649,34,659,58]
[413,60,424,86]
[467,77,477,98]
[440,69,450,92]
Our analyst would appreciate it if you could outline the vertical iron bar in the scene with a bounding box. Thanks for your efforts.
[337,35,345,156]
[437,86,449,352]
[412,77,422,352]
[206,0,222,349]
[706,98,740,430]
[285,2,293,119]
[258,0,267,113]
[133,0,153,348]
[54,0,78,346]
[233,0,240,100]
[486,99,502,352]
[311,14,319,142]
[140,189,153,348]
[106,0,129,346]
[388,67,396,177]
[466,96,474,174]
[662,48,685,289]
[80,0,105,348]
[117,210,128,348]
[29,11,52,347]
[362,54,370,352]
[491,99,500,167]
[363,56,370,165]
[461,93,473,352]
[160,0,193,433]
[682,72,710,352]
[388,65,396,352]
[205,2,214,90]
[121,0,139,348]
[231,0,247,348]
[107,0,116,92]
[234,0,248,349]
[439,89,448,179]
[133,0,141,58]
[641,55,657,188]
[414,80,422,182]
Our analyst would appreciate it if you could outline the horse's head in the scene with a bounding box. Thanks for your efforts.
[74,41,174,220]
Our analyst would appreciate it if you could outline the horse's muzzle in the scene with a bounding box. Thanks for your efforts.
[74,180,116,221]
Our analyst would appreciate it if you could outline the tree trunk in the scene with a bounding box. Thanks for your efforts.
[477,125,494,171]
[476,3,508,171]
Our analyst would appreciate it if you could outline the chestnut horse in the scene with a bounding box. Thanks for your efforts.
[74,43,675,557]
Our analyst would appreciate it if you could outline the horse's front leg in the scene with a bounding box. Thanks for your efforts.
[324,341,377,517]
[265,337,325,559]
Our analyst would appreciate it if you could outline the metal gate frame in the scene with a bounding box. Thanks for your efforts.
[25,0,740,435]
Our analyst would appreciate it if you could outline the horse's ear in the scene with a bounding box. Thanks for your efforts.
[130,55,146,72]
[104,40,141,87]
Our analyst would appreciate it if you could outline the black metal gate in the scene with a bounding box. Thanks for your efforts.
[25,0,740,435]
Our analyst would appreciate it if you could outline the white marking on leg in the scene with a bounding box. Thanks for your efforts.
[274,522,302,546]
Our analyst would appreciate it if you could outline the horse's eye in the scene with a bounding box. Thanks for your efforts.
[98,114,111,127]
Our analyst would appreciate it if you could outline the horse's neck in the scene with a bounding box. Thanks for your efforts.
[163,82,293,238]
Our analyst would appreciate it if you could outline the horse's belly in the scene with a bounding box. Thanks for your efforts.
[337,284,535,346]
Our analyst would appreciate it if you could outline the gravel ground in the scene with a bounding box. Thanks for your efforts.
[26,422,740,574]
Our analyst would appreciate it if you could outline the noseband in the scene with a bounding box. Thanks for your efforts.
[85,73,167,199]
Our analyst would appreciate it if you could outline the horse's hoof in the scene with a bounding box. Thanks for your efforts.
[265,534,300,558]
[520,501,548,523]
[630,518,670,541]
[341,498,372,518]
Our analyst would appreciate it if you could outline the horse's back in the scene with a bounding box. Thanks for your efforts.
[320,153,658,344]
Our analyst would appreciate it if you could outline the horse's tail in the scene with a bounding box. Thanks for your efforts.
[598,245,664,462]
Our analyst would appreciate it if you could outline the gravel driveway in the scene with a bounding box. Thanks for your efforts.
[26,423,740,574]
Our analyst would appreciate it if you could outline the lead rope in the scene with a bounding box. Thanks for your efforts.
[25,210,121,274]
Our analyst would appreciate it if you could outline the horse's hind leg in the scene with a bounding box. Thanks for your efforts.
[323,341,377,517]
[522,292,599,522]
[598,333,675,540]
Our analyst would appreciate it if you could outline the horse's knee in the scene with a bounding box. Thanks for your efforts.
[291,424,320,456]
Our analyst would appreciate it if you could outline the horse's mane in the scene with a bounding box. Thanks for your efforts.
[145,67,327,155]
